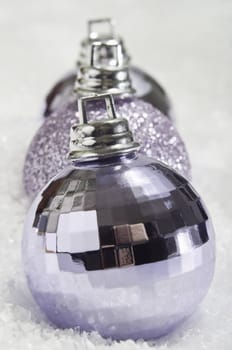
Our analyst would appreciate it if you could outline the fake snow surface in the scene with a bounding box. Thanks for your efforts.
[0,0,231,349]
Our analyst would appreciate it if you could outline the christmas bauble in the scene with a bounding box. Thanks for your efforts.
[23,154,214,340]
[23,94,214,340]
[24,98,190,197]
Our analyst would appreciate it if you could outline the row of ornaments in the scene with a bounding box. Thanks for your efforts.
[22,19,215,341]
[24,18,191,197]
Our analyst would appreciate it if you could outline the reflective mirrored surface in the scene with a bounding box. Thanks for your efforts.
[23,155,215,340]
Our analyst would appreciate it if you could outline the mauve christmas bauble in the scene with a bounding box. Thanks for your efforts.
[24,98,191,197]
[22,154,215,340]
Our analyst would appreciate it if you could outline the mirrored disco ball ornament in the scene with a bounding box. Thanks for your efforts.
[43,18,172,118]
[23,94,215,340]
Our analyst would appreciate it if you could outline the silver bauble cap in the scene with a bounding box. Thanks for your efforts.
[68,94,140,162]
[75,18,134,95]
[78,18,130,67]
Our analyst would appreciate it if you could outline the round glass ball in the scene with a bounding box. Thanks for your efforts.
[24,98,191,197]
[22,154,215,340]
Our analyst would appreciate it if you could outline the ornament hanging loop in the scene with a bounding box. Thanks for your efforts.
[90,41,124,69]
[78,94,117,125]
[88,18,115,40]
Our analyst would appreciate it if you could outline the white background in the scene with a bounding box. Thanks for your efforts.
[0,0,232,349]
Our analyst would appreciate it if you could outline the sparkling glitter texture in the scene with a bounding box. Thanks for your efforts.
[24,98,191,197]
[22,155,215,340]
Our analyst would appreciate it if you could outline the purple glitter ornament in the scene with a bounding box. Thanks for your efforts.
[22,95,215,340]
[24,97,191,197]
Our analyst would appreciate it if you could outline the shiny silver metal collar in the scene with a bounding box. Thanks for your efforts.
[78,18,130,67]
[68,94,140,162]
[75,18,134,96]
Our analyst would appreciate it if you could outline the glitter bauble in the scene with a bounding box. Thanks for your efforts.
[44,67,172,118]
[22,154,215,340]
[24,98,191,197]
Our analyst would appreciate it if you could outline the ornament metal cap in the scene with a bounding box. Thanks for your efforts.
[78,18,130,67]
[68,94,140,162]
[75,18,134,96]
